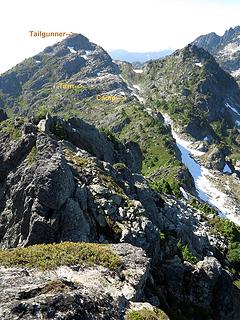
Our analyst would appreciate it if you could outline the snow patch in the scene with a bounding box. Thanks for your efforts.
[133,69,143,74]
[172,132,205,157]
[235,120,240,128]
[163,113,240,226]
[133,84,141,90]
[85,50,93,56]
[223,163,232,174]
[119,75,144,103]
[195,62,203,67]
[225,102,240,116]
[80,55,88,60]
[180,187,189,200]
[35,60,41,64]
[68,46,77,53]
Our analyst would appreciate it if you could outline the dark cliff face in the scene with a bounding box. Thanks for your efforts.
[193,32,221,54]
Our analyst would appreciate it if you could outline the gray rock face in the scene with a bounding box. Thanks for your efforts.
[0,243,150,320]
[60,56,86,77]
[63,33,94,51]
[0,129,36,181]
[205,146,226,171]
[192,26,240,84]
[118,141,143,173]
[49,116,114,163]
[35,135,75,210]
[0,72,22,97]
[0,109,7,122]
[158,254,240,320]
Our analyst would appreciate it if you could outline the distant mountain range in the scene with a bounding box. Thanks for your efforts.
[108,49,174,63]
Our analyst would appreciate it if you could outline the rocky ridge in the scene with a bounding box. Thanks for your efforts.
[0,112,239,319]
[192,26,240,84]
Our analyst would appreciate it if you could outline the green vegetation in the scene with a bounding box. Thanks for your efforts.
[99,172,125,197]
[159,231,166,244]
[64,148,90,168]
[0,242,122,270]
[143,48,240,156]
[27,146,38,166]
[100,127,120,145]
[177,240,198,264]
[209,217,240,268]
[209,217,240,242]
[118,62,144,86]
[53,122,64,139]
[35,105,50,120]
[190,198,218,216]
[114,103,184,192]
[126,308,168,320]
[113,162,127,170]
[230,151,240,165]
[0,118,22,140]
[151,178,181,198]
[233,280,240,289]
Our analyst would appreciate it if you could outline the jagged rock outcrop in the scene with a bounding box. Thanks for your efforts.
[204,146,226,171]
[0,109,7,122]
[192,26,240,84]
[157,256,240,320]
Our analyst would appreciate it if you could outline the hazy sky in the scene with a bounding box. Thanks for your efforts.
[1,0,240,73]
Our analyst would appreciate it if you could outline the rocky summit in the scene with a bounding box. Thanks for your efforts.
[0,32,240,320]
[192,26,240,85]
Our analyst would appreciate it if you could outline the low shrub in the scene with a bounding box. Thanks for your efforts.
[0,242,122,270]
[127,308,168,320]
[177,240,198,264]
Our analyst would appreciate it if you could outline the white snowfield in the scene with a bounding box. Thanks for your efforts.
[67,46,77,54]
[133,69,143,74]
[195,62,203,67]
[163,114,240,226]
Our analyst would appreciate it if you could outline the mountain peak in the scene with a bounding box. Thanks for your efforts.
[62,33,94,51]
[192,25,240,84]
